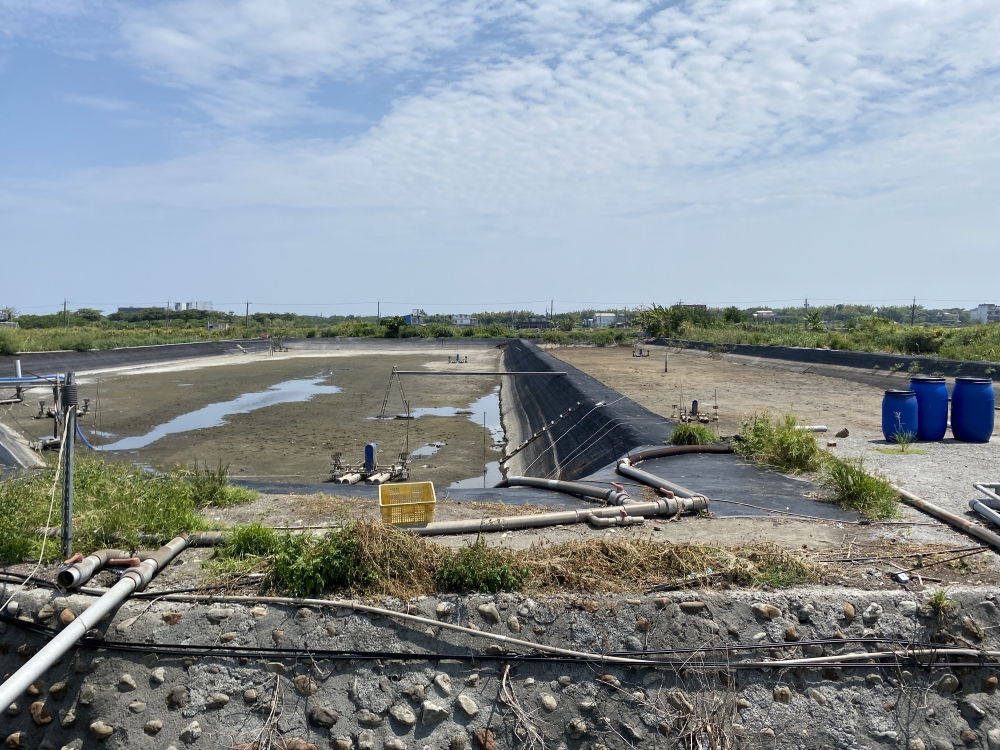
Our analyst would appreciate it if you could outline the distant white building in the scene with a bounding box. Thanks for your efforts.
[450,314,479,327]
[594,312,617,328]
[207,322,229,332]
[753,310,775,321]
[174,301,214,311]
[971,304,1000,324]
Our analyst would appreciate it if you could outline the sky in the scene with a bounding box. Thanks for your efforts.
[1,0,999,318]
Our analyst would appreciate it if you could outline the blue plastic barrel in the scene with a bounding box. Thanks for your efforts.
[909,376,949,441]
[882,390,918,442]
[365,442,377,471]
[951,378,995,443]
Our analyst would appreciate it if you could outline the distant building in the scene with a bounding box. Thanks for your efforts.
[971,304,1000,324]
[753,310,775,321]
[450,314,479,327]
[594,312,617,328]
[174,301,214,311]
[404,309,426,326]
[207,322,229,332]
[0,321,18,329]
[680,304,707,312]
[116,307,148,314]
[514,317,553,330]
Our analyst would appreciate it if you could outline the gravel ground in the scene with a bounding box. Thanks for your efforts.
[832,432,999,541]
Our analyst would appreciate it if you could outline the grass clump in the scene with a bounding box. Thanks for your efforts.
[435,536,531,593]
[823,457,899,520]
[928,587,956,621]
[265,520,436,597]
[734,411,822,473]
[670,423,717,446]
[180,461,257,507]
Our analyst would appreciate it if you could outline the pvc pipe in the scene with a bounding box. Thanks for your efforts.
[14,360,21,378]
[895,485,1000,552]
[338,473,362,485]
[796,425,829,433]
[408,498,705,536]
[587,515,644,528]
[57,548,132,590]
[974,483,1000,508]
[499,476,631,505]
[616,460,701,499]
[366,472,392,485]
[970,499,1000,528]
[0,535,192,710]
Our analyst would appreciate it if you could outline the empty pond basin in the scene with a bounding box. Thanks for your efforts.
[99,376,342,451]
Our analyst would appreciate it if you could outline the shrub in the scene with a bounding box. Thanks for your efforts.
[823,457,899,520]
[225,522,280,559]
[180,461,257,507]
[435,537,531,593]
[0,330,20,355]
[670,423,717,446]
[734,411,823,473]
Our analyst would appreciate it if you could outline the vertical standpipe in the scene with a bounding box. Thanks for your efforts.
[364,442,377,472]
[62,372,77,558]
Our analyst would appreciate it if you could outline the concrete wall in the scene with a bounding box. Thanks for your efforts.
[500,339,672,481]
[0,339,273,377]
[651,338,1000,380]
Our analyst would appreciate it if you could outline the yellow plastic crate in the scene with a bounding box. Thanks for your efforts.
[379,482,436,525]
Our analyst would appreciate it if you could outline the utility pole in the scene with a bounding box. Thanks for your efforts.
[245,301,250,332]
[63,299,68,328]
[377,300,380,323]
[910,297,916,326]
[166,300,170,331]
[61,372,77,558]
[803,298,809,330]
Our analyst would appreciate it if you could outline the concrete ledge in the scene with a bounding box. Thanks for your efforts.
[0,339,273,376]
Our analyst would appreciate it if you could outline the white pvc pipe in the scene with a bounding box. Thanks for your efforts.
[796,425,829,432]
[14,360,21,378]
[0,536,191,710]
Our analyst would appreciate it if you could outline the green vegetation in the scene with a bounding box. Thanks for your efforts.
[734,411,823,473]
[0,457,255,562]
[928,587,956,621]
[669,423,718,446]
[435,536,532,593]
[891,427,917,454]
[665,317,1000,362]
[822,457,899,520]
[733,411,901,519]
[209,522,818,596]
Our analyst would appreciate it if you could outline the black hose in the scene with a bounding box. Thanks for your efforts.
[494,476,626,503]
[625,443,733,465]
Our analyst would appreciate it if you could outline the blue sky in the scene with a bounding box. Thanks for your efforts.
[2,0,999,317]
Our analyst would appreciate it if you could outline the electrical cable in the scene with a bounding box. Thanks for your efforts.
[2,612,996,671]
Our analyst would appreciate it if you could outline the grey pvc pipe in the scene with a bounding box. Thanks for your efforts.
[409,498,705,536]
[895,486,1000,553]
[0,535,192,710]
[970,499,1000,528]
[57,549,133,590]
[616,460,701,499]
[501,476,630,505]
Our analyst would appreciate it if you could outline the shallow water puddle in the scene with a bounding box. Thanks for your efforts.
[408,387,504,446]
[99,376,342,451]
[449,461,503,488]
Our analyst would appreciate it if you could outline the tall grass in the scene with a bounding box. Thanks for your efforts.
[822,457,899,520]
[0,457,256,562]
[734,412,823,473]
[670,423,717,446]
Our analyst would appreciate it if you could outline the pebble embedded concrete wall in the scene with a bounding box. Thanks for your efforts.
[500,340,672,481]
[3,588,1000,750]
